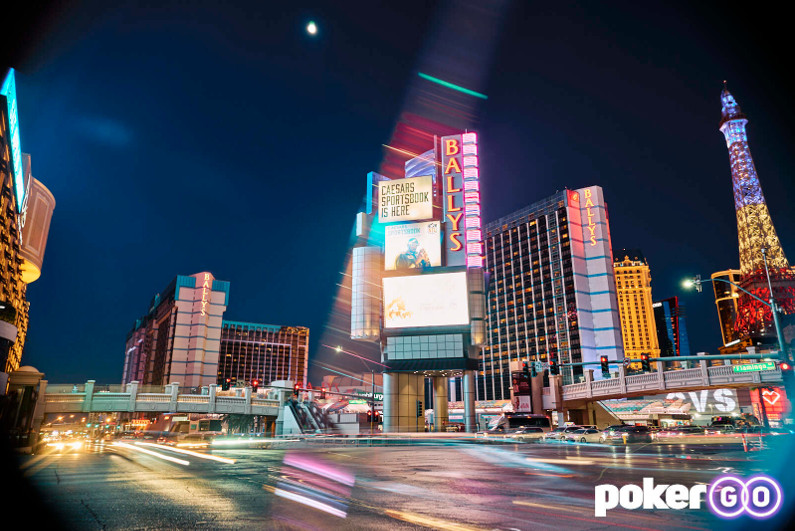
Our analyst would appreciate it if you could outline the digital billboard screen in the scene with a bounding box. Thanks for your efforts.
[378,175,434,223]
[383,272,469,329]
[384,221,442,271]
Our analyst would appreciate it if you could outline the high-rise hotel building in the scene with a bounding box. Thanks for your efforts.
[653,296,691,366]
[122,272,309,389]
[613,250,660,365]
[122,272,230,389]
[481,186,624,398]
[218,321,308,388]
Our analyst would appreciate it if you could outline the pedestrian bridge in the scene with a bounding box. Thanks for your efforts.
[42,381,286,417]
[545,360,784,409]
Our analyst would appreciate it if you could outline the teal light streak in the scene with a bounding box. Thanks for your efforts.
[418,72,487,100]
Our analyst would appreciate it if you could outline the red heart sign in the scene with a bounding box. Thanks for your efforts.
[762,389,781,406]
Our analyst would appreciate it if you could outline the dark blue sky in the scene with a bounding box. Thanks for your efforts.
[3,1,792,384]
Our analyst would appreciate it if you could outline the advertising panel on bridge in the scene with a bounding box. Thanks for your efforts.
[383,271,469,329]
[384,221,442,271]
[378,175,434,223]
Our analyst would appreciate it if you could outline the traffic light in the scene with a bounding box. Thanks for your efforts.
[549,354,560,376]
[251,379,259,392]
[531,360,538,378]
[522,361,530,380]
[320,387,326,399]
[600,356,610,378]
[780,360,793,385]
[640,353,650,372]
[416,400,423,418]
[293,383,300,396]
[222,378,231,391]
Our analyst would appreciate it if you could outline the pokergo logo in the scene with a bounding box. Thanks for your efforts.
[594,475,783,519]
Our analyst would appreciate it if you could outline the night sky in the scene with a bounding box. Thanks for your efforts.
[2,1,792,384]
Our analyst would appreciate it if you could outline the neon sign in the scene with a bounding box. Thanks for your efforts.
[583,188,598,246]
[1,69,25,215]
[200,273,211,316]
[441,133,482,267]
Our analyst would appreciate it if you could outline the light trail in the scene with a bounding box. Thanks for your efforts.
[113,442,190,466]
[136,443,236,464]
[417,73,488,100]
[272,488,347,518]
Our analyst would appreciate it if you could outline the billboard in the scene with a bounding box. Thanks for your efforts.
[385,221,442,271]
[378,175,434,223]
[383,272,469,329]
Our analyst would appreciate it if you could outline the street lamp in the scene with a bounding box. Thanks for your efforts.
[684,270,787,358]
[332,345,383,435]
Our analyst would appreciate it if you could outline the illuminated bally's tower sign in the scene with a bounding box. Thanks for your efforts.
[351,132,486,433]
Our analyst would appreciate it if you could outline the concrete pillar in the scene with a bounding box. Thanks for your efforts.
[462,370,476,433]
[382,372,424,433]
[584,369,593,399]
[208,384,217,414]
[618,365,627,396]
[167,382,179,412]
[126,381,139,412]
[83,380,95,413]
[531,373,544,414]
[433,376,448,432]
[244,386,252,414]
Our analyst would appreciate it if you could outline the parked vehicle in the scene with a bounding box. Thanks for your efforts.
[600,425,652,443]
[564,428,602,443]
[543,425,595,441]
[653,426,706,440]
[510,426,546,441]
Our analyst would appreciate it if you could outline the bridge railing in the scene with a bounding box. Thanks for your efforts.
[560,360,783,401]
[43,380,289,416]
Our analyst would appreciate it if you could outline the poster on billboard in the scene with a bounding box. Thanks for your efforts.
[385,221,442,271]
[378,175,434,223]
[383,272,469,329]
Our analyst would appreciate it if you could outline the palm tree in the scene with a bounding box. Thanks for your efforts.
[221,414,253,434]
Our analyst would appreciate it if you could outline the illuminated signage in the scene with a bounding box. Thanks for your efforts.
[200,273,211,316]
[378,175,434,223]
[441,133,482,267]
[732,362,775,373]
[383,272,469,329]
[583,188,598,246]
[384,221,442,271]
[1,69,26,218]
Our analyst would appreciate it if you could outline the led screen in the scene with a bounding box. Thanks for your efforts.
[384,221,442,271]
[383,272,469,329]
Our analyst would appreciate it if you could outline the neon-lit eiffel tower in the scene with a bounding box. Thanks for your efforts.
[719,83,795,340]
[720,83,788,274]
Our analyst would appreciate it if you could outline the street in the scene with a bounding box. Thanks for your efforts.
[10,438,795,530]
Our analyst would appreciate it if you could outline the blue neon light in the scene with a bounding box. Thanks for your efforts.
[1,69,24,211]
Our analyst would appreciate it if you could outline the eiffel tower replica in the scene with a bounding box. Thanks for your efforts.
[719,83,795,346]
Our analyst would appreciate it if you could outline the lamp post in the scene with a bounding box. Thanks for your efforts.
[333,345,385,435]
[683,273,787,359]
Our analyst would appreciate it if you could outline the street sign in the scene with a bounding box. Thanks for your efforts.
[732,362,776,373]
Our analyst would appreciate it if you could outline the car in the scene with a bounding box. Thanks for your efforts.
[543,425,595,441]
[510,426,546,441]
[653,426,706,440]
[476,425,507,437]
[564,428,602,443]
[600,425,653,443]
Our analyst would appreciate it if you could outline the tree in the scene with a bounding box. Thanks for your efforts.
[221,414,254,434]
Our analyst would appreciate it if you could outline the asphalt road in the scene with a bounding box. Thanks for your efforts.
[8,438,795,530]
